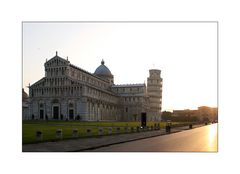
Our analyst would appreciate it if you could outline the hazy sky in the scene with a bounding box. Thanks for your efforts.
[23,22,217,111]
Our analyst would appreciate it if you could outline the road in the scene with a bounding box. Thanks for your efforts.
[87,123,218,152]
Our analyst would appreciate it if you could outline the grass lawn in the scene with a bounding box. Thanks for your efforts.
[22,120,194,144]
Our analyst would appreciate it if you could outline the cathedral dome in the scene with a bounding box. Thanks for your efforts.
[94,60,113,77]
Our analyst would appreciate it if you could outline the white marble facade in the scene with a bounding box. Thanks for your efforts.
[27,52,163,121]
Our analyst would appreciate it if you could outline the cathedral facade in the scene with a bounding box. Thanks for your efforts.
[27,52,163,121]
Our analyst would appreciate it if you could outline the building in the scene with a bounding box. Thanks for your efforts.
[172,106,218,122]
[22,88,29,120]
[198,106,218,122]
[172,109,198,118]
[26,52,163,121]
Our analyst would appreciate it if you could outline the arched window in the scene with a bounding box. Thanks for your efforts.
[69,103,74,108]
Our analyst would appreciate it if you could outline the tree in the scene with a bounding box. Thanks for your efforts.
[161,111,172,121]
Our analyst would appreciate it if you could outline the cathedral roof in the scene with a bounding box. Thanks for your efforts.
[94,60,113,77]
[112,83,145,87]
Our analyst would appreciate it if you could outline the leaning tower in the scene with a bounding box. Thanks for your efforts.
[147,69,163,121]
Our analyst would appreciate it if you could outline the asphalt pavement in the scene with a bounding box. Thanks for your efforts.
[87,123,218,152]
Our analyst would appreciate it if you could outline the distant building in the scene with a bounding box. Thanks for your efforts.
[26,52,163,121]
[198,106,218,122]
[22,88,29,120]
[172,109,198,117]
[173,106,218,122]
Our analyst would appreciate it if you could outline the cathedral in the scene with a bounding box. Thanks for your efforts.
[26,52,163,121]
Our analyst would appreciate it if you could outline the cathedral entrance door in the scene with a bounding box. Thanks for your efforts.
[40,109,44,119]
[53,106,59,119]
[141,113,147,127]
[69,109,74,120]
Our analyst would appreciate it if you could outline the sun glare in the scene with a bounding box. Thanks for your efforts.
[208,124,218,151]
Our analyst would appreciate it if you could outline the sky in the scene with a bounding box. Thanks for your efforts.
[23,22,217,111]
